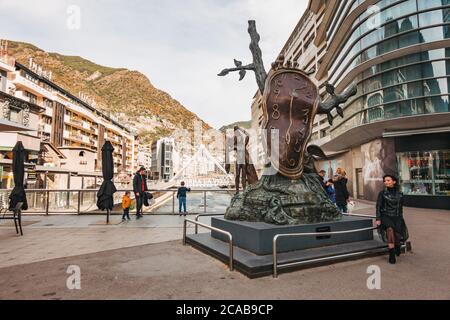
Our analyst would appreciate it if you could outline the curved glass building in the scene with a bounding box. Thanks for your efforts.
[259,0,450,208]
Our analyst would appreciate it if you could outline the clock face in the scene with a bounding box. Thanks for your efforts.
[263,69,318,179]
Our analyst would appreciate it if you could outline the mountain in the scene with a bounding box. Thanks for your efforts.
[219,120,252,132]
[7,40,211,144]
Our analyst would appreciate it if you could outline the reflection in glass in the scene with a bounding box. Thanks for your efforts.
[418,0,450,10]
[433,150,450,196]
[424,95,449,113]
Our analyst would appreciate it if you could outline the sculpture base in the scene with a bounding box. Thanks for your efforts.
[225,173,341,225]
[185,233,387,278]
[211,216,373,255]
[185,215,387,278]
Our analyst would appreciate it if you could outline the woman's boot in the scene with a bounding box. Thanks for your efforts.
[388,248,396,264]
[395,244,402,257]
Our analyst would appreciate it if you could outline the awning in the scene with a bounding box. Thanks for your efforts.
[323,113,450,152]
[382,126,450,138]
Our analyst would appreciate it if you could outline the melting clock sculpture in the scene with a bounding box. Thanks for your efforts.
[218,21,357,225]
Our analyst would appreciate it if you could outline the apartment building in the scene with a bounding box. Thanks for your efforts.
[251,0,450,209]
[0,45,44,188]
[0,40,139,189]
[137,144,152,171]
[13,61,136,173]
[150,137,174,181]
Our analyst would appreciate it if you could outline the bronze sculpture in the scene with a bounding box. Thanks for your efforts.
[225,126,259,193]
[219,21,357,225]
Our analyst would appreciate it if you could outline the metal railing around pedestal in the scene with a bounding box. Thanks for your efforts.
[194,213,225,234]
[272,226,379,278]
[272,212,412,278]
[183,218,234,271]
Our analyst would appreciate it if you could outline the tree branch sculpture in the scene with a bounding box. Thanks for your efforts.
[218,20,267,94]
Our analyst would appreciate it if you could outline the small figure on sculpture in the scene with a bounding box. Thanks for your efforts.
[225,126,258,194]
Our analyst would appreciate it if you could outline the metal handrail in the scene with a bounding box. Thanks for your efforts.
[183,218,234,271]
[0,188,234,215]
[194,213,225,234]
[0,188,233,192]
[272,226,378,278]
[342,212,377,219]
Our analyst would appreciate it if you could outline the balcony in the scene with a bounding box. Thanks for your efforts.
[0,57,15,72]
[82,121,90,130]
[13,74,54,100]
[44,107,53,117]
[71,133,84,141]
[70,118,83,126]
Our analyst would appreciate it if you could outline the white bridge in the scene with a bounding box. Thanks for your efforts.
[168,144,234,189]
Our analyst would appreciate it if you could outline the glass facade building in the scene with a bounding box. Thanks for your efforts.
[315,0,450,208]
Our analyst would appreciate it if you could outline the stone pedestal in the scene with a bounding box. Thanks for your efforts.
[211,216,373,255]
[185,214,387,278]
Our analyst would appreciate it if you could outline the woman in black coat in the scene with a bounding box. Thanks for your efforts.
[376,175,409,264]
[333,168,350,213]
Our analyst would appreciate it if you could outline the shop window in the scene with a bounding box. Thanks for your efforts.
[397,150,450,196]
[434,150,450,196]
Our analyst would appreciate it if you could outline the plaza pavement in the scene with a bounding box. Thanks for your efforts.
[0,201,449,299]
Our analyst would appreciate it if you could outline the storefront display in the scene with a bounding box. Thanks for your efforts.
[397,150,450,196]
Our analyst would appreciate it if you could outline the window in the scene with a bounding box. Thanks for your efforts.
[397,150,450,196]
[0,73,6,92]
[44,98,53,108]
[434,150,450,196]
[25,91,37,104]
[9,107,20,123]
[24,72,38,84]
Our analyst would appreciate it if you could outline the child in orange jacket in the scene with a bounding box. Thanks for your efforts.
[122,191,132,221]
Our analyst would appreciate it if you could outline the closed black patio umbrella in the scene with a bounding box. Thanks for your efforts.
[96,141,116,223]
[9,141,28,211]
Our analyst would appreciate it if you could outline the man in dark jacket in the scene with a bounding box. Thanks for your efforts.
[133,166,148,219]
[333,170,350,213]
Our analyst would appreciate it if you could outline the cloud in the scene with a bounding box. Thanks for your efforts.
[0,0,308,128]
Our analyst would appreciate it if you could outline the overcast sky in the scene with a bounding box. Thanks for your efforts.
[0,0,308,129]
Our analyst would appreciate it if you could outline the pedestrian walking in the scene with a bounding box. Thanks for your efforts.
[375,175,409,264]
[325,179,336,204]
[177,181,191,216]
[121,191,131,221]
[333,168,350,213]
[133,166,148,219]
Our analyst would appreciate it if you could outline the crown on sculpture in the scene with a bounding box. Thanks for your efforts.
[271,54,300,71]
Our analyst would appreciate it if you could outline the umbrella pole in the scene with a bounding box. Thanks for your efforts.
[107,209,110,224]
